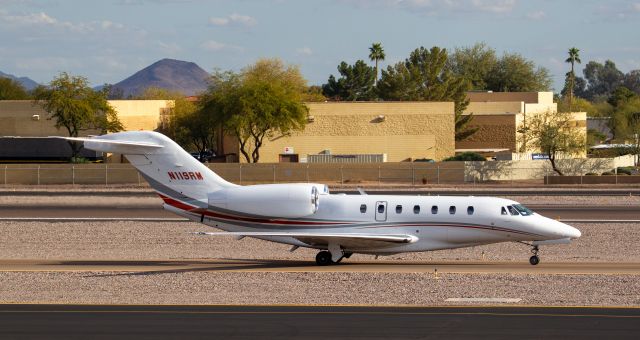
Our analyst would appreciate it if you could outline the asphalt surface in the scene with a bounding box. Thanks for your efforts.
[2,259,639,275]
[1,304,639,339]
[0,205,638,220]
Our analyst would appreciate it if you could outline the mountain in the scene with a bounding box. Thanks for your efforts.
[0,71,40,91]
[111,58,210,97]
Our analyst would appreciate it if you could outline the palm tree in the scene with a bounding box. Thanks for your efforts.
[565,47,581,112]
[368,43,385,87]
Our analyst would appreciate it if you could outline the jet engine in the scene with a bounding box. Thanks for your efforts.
[207,183,327,218]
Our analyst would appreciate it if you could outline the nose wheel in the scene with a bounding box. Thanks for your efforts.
[529,245,540,265]
[517,242,541,265]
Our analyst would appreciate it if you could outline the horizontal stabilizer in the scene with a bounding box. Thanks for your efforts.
[195,231,418,249]
[56,136,164,154]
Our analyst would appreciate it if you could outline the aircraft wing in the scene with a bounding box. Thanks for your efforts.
[196,231,418,249]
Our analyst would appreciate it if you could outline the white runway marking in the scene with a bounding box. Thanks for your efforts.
[445,298,522,303]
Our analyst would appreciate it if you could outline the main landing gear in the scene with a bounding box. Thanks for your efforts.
[315,251,352,266]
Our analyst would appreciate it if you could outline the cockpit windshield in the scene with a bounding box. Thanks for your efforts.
[513,204,534,216]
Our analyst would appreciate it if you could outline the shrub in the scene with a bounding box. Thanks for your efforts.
[602,171,615,175]
[443,152,486,162]
[585,173,599,176]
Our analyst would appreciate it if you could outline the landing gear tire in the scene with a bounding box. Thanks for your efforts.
[529,255,540,265]
[315,251,332,266]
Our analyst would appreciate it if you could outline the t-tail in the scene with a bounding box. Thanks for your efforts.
[63,131,237,203]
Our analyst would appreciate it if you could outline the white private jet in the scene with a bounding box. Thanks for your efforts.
[64,131,581,266]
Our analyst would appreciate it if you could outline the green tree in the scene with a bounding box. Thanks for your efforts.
[33,72,123,160]
[486,52,552,92]
[564,47,581,112]
[518,110,585,175]
[0,77,31,100]
[202,59,309,163]
[377,46,477,141]
[368,42,385,87]
[581,60,624,101]
[623,70,640,95]
[447,42,497,90]
[322,60,376,101]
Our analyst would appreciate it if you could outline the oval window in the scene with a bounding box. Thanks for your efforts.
[449,206,456,215]
[360,204,367,213]
[378,204,385,213]
[431,205,438,214]
[467,206,474,215]
[413,205,420,214]
[396,205,402,214]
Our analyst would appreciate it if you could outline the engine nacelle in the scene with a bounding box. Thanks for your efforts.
[207,183,327,218]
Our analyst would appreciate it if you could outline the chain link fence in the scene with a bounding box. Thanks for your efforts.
[0,158,632,186]
[0,163,468,186]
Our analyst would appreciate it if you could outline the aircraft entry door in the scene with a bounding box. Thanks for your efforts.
[375,201,388,221]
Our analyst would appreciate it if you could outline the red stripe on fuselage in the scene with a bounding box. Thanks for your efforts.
[158,193,349,226]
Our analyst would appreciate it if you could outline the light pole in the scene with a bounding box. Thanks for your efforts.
[635,133,639,167]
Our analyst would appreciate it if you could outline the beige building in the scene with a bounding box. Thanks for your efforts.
[224,102,456,163]
[457,92,587,158]
[0,100,173,137]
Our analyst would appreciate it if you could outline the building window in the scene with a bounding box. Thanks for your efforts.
[396,205,402,214]
[413,205,420,214]
[431,205,438,214]
[449,206,456,215]
[467,206,474,215]
[360,204,367,213]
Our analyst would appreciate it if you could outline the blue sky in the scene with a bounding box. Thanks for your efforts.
[1,0,639,91]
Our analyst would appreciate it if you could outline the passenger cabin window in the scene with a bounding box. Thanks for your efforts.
[413,205,420,214]
[431,205,438,214]
[396,205,402,214]
[360,204,367,213]
[449,206,456,215]
[507,206,520,215]
[501,207,508,215]
[467,206,474,215]
[378,204,385,214]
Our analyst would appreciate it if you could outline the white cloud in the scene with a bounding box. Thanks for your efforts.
[296,47,313,56]
[156,41,182,54]
[470,0,515,13]
[0,10,129,34]
[341,0,517,14]
[209,13,257,27]
[200,40,241,52]
[526,10,545,20]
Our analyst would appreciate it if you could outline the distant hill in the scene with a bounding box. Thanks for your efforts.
[0,71,39,91]
[111,58,210,97]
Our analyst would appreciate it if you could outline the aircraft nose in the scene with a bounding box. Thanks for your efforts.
[563,223,581,239]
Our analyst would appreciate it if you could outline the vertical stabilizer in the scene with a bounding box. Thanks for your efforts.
[64,131,236,202]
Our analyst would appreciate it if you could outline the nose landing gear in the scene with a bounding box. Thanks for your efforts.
[517,242,541,265]
[529,245,540,265]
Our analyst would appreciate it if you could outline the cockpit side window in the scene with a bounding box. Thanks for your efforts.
[501,207,508,215]
[507,205,520,215]
[513,204,533,216]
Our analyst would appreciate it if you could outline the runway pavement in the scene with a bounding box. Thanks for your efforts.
[1,205,639,220]
[1,304,639,339]
[1,259,639,275]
